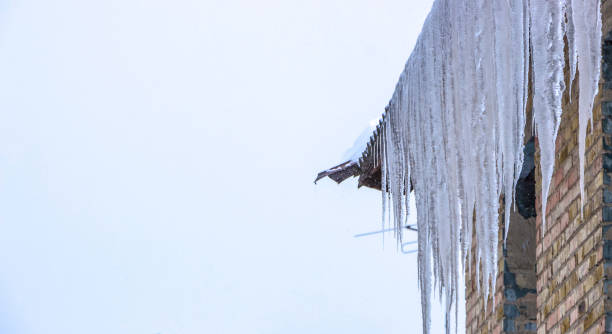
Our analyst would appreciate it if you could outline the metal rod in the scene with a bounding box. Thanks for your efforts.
[353,225,417,238]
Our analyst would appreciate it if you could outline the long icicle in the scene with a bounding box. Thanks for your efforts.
[377,1,602,333]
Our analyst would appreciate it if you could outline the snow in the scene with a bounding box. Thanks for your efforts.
[375,1,602,333]
[342,119,380,163]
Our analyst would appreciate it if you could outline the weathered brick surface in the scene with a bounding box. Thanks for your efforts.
[534,2,612,332]
[465,199,537,334]
[466,3,612,333]
[535,81,605,334]
[465,217,505,334]
[504,209,537,333]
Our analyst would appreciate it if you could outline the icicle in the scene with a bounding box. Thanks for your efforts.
[381,115,390,247]
[572,0,602,216]
[567,1,578,98]
[531,0,566,230]
[375,1,602,333]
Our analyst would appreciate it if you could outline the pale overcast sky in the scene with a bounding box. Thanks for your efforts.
[0,0,443,333]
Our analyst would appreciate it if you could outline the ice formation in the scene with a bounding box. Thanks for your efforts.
[377,1,602,333]
[572,0,602,218]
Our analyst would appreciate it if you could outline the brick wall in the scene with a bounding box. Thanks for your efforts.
[533,2,612,333]
[466,3,612,333]
[465,200,537,334]
[534,63,605,334]
[465,219,505,334]
[504,209,537,333]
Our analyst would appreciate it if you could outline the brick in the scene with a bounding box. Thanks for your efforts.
[464,16,612,334]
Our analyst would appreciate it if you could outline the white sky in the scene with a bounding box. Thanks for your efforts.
[0,0,444,333]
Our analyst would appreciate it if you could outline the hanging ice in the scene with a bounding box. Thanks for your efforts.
[377,1,602,333]
[531,0,566,230]
[573,0,602,218]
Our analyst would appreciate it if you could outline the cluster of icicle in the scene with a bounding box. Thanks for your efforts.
[377,1,601,333]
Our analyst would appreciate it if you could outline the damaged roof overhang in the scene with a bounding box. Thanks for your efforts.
[314,108,387,190]
[315,115,536,219]
[314,160,382,189]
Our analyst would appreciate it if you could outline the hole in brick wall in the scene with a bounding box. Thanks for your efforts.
[516,138,536,219]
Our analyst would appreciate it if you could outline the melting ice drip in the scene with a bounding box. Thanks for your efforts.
[377,1,601,333]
